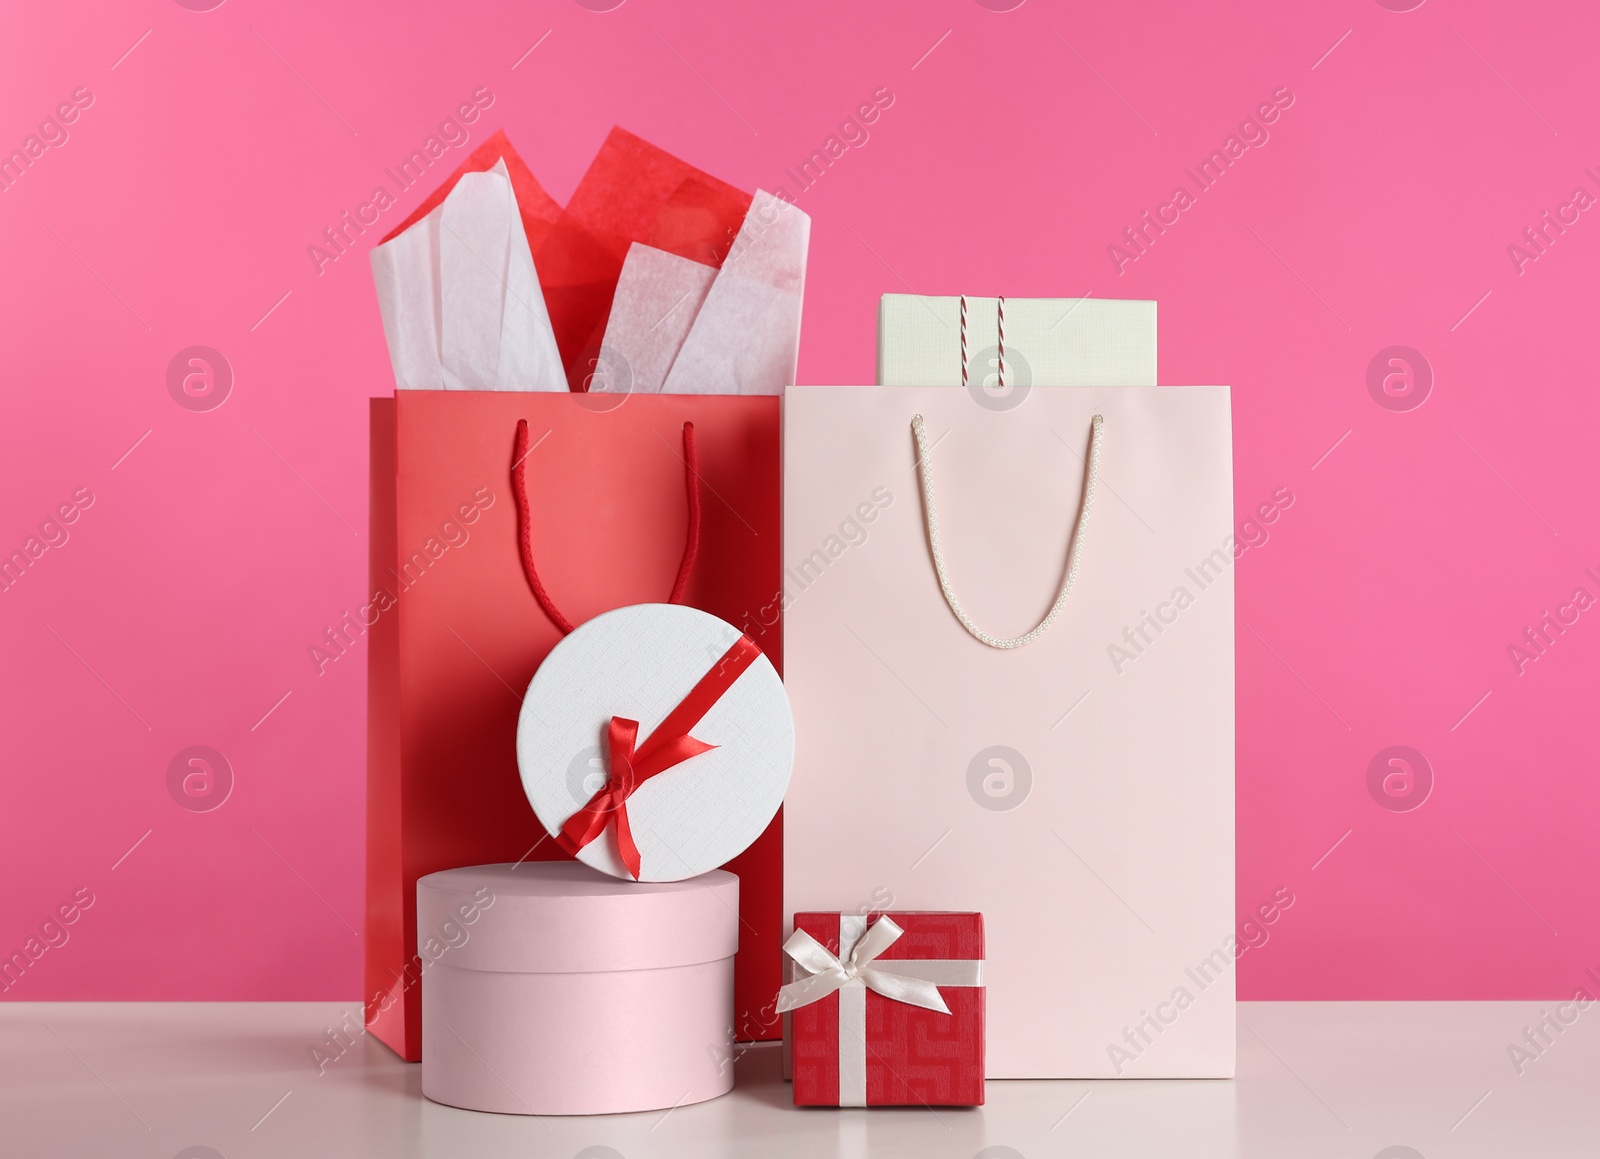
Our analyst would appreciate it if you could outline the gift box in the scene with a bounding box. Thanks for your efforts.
[517,602,794,883]
[781,912,985,1107]
[418,862,738,1115]
[877,293,1156,387]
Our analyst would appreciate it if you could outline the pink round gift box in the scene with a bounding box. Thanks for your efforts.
[418,862,738,1115]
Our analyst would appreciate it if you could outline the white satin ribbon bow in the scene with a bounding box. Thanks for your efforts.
[777,914,985,1106]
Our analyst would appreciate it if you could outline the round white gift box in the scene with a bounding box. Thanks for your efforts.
[516,602,794,882]
[418,862,739,1115]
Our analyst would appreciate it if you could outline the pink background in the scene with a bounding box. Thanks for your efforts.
[1,0,1595,1002]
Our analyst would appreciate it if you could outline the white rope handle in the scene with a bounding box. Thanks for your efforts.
[911,413,1103,650]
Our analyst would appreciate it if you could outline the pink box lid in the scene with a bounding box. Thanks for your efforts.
[416,862,739,974]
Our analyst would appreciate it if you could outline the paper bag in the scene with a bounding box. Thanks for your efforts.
[366,130,798,1062]
[782,384,1235,1077]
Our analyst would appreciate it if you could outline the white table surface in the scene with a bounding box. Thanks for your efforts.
[2,1001,1594,1158]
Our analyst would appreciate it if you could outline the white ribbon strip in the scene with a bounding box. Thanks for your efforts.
[778,914,984,1106]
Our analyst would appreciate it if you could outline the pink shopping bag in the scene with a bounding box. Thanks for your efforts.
[782,384,1235,1077]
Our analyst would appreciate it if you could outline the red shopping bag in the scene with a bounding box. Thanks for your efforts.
[365,132,782,1062]
[367,392,781,1061]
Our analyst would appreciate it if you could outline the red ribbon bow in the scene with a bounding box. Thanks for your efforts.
[557,634,762,879]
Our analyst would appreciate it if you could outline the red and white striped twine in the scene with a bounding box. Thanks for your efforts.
[958,294,1006,391]
[997,295,1006,392]
[959,294,969,388]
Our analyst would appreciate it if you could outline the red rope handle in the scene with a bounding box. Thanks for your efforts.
[512,418,702,636]
[666,423,703,606]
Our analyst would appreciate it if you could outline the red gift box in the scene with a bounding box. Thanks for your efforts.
[782,912,984,1107]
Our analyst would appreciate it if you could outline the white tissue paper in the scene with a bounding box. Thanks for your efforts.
[596,244,717,394]
[369,159,566,393]
[596,190,809,396]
